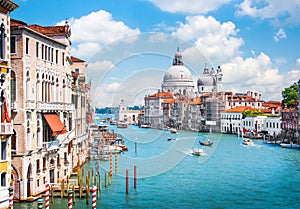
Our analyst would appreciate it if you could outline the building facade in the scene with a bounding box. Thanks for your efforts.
[70,56,89,170]
[10,19,75,200]
[0,1,18,208]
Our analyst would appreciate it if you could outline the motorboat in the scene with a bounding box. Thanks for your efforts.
[140,124,151,128]
[170,128,177,134]
[118,144,128,151]
[279,143,300,149]
[116,121,128,128]
[199,140,213,146]
[193,148,204,156]
[167,137,176,141]
[242,139,254,146]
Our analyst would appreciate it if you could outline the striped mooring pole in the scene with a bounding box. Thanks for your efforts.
[92,186,97,209]
[68,189,73,209]
[45,183,50,209]
[9,186,13,209]
[37,198,43,209]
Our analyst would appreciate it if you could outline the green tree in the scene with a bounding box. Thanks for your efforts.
[242,109,264,118]
[281,82,298,108]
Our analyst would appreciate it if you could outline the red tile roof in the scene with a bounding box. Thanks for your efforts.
[71,56,85,63]
[225,106,257,113]
[27,24,69,36]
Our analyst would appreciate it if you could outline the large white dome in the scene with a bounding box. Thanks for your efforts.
[163,65,193,82]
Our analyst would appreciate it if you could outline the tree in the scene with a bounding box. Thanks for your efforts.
[281,82,298,108]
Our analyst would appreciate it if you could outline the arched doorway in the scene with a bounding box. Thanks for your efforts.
[11,165,20,199]
[27,164,32,197]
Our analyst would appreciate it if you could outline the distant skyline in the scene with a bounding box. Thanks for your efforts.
[11,0,300,107]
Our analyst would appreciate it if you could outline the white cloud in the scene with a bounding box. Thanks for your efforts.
[172,15,243,64]
[297,57,300,66]
[222,52,284,100]
[237,0,300,26]
[57,10,140,60]
[274,28,287,42]
[147,0,231,14]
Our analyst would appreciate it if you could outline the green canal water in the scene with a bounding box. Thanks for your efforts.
[14,125,300,208]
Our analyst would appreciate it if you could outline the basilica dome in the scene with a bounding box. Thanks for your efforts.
[197,74,216,86]
[163,65,193,82]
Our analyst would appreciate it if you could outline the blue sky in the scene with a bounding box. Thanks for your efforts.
[11,0,300,107]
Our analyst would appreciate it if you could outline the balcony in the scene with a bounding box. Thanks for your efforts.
[0,123,13,135]
[43,140,60,151]
[37,102,75,112]
[26,100,36,110]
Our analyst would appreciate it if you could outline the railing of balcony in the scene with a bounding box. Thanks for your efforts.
[0,123,13,135]
[26,100,36,110]
[43,140,60,151]
[37,102,75,111]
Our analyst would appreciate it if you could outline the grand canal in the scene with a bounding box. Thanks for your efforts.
[15,124,300,209]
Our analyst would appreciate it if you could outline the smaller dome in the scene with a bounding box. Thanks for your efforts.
[197,75,215,86]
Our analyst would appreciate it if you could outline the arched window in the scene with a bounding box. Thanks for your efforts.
[10,71,16,103]
[1,172,6,186]
[0,23,5,59]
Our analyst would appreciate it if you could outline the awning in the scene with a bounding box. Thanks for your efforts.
[43,114,67,136]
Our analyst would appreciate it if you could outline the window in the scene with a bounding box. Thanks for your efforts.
[10,36,16,54]
[0,23,5,59]
[43,157,46,171]
[36,159,40,173]
[1,172,6,187]
[41,44,44,59]
[36,42,39,58]
[1,140,7,160]
[25,37,29,54]
[55,50,58,64]
[10,70,16,103]
[62,52,65,66]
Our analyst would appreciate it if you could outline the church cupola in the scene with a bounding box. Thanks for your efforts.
[173,47,183,66]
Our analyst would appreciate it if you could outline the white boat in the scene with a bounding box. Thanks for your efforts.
[116,121,128,128]
[243,139,255,146]
[170,128,177,134]
[193,148,204,156]
[279,143,300,149]
[140,124,151,128]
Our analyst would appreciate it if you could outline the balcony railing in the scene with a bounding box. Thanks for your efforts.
[37,102,75,111]
[43,140,60,151]
[0,123,13,135]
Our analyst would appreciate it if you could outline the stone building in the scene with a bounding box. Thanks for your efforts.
[10,19,75,200]
[70,56,89,170]
[0,1,18,208]
[115,99,140,124]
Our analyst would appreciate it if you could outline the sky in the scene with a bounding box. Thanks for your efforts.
[11,0,300,108]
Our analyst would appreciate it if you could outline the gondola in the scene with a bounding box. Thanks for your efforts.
[199,140,213,146]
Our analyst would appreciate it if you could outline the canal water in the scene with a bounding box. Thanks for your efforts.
[15,125,300,209]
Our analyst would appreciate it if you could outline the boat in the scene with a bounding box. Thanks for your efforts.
[279,143,300,149]
[193,148,204,156]
[140,124,151,128]
[167,137,176,141]
[118,144,128,151]
[116,121,128,128]
[99,125,109,132]
[199,140,213,146]
[242,139,255,146]
[170,128,177,134]
[110,120,117,125]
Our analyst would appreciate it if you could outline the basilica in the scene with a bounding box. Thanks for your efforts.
[142,48,274,133]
